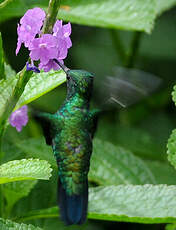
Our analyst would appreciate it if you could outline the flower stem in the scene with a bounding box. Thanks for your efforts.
[125,31,142,68]
[42,0,61,34]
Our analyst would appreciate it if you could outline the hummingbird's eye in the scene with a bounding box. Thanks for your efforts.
[66,74,70,80]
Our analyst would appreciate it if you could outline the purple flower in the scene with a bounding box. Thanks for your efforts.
[9,105,28,132]
[20,7,46,25]
[16,7,45,55]
[38,20,72,72]
[53,20,72,49]
[29,34,58,65]
[57,38,68,59]
[63,22,72,49]
[53,20,62,35]
[16,8,72,72]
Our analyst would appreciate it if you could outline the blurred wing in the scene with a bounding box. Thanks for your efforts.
[95,67,162,108]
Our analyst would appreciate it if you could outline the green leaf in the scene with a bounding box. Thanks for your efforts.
[166,224,176,230]
[0,32,5,79]
[0,217,42,230]
[0,158,52,184]
[157,0,176,15]
[17,185,176,224]
[89,139,156,185]
[167,129,176,169]
[59,0,156,33]
[2,180,37,212]
[15,69,66,110]
[88,185,176,223]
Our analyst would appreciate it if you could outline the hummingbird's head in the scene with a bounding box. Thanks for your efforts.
[66,69,94,95]
[53,59,94,97]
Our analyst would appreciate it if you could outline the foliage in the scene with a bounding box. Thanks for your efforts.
[0,217,42,230]
[0,158,52,184]
[0,68,66,117]
[16,184,176,224]
[89,138,156,185]
[0,0,176,230]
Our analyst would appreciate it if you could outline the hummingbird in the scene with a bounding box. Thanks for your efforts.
[34,59,161,225]
[35,59,99,225]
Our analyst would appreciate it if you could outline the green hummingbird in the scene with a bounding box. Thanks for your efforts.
[34,59,161,225]
[35,59,99,225]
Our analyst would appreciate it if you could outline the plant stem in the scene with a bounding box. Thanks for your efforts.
[109,29,126,65]
[0,0,13,9]
[125,31,142,68]
[42,0,61,34]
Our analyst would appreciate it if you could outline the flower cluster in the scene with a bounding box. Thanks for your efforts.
[16,7,72,72]
[11,8,72,132]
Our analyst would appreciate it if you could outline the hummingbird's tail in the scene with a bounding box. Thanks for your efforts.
[58,178,88,225]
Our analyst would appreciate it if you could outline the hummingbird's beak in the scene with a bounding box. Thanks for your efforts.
[53,59,70,74]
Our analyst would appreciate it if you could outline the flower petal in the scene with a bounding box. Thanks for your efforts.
[9,105,28,132]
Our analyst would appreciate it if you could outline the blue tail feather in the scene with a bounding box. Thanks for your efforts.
[58,178,88,225]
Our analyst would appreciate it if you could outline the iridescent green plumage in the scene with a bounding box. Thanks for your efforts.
[54,70,96,194]
[36,69,98,225]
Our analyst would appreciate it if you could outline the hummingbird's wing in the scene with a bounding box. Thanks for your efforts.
[93,67,162,109]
